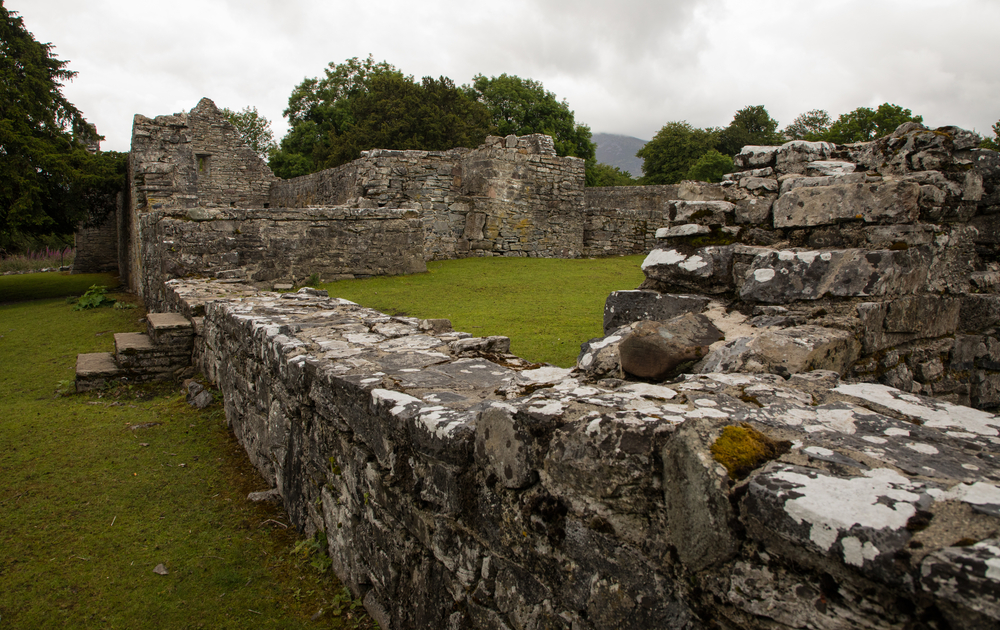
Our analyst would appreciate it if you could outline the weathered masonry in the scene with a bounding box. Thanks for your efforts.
[72,99,1000,628]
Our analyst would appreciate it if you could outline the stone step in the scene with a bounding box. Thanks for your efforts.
[114,332,190,374]
[146,312,195,349]
[75,352,121,392]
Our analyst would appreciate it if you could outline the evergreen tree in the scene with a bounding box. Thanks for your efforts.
[0,2,124,252]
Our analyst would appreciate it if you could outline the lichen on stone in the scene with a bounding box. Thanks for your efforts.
[711,423,789,480]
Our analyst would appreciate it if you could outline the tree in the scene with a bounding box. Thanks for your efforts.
[783,109,831,141]
[270,57,493,177]
[0,2,124,253]
[586,163,637,187]
[463,74,595,162]
[824,103,923,144]
[221,106,276,160]
[636,122,718,185]
[716,105,782,156]
[685,150,733,183]
[980,119,1000,151]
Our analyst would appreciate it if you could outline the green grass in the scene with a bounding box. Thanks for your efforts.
[0,271,119,304]
[0,280,375,629]
[321,255,646,367]
[0,256,646,627]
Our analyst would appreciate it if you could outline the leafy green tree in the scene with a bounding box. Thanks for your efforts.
[270,57,493,177]
[221,106,276,160]
[716,105,782,156]
[783,109,831,141]
[980,119,1000,151]
[636,122,718,185]
[824,103,923,144]
[317,73,492,168]
[0,2,124,253]
[463,74,595,162]
[586,162,637,187]
[685,150,733,183]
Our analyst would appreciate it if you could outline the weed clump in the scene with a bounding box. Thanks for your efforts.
[73,284,116,310]
[711,423,789,480]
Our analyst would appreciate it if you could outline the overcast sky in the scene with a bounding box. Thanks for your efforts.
[9,0,1000,153]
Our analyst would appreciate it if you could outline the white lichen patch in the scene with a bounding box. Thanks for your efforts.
[519,366,573,385]
[621,383,677,400]
[371,388,422,416]
[528,400,565,418]
[835,383,1000,436]
[753,269,776,283]
[930,482,1000,508]
[772,467,923,559]
[678,255,708,271]
[641,249,687,270]
[417,407,466,439]
[841,536,880,567]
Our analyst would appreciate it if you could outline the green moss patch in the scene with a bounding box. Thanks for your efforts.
[711,423,790,480]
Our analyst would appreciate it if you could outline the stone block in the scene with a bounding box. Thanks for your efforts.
[619,314,722,380]
[772,180,920,228]
[640,246,736,294]
[739,248,926,303]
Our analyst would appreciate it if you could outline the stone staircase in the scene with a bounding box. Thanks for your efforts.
[75,313,194,392]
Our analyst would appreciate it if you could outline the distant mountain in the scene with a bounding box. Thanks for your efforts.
[593,133,648,179]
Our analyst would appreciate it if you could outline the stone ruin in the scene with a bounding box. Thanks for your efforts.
[73,101,1000,628]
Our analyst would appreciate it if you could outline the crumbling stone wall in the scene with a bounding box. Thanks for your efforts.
[584,124,1000,411]
[270,135,587,260]
[124,100,587,299]
[583,182,731,256]
[153,276,1000,630]
[135,207,427,313]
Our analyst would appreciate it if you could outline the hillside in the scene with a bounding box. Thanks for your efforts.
[593,132,647,178]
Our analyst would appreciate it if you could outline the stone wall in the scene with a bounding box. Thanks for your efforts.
[123,100,587,298]
[270,135,587,260]
[153,276,1000,630]
[584,124,1000,412]
[72,195,120,274]
[583,182,733,256]
[135,206,426,313]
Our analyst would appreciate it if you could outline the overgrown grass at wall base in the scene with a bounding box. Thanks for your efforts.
[0,284,376,628]
[320,255,647,367]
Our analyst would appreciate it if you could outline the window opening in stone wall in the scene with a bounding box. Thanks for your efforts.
[196,154,211,176]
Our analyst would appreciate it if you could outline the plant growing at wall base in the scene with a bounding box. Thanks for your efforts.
[73,284,116,310]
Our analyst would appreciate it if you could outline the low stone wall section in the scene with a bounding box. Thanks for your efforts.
[157,277,1000,630]
[136,207,426,312]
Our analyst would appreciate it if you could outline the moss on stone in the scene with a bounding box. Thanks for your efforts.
[711,423,789,480]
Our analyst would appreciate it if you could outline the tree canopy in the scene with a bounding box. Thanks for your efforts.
[783,109,832,141]
[269,57,493,178]
[221,106,276,160]
[636,122,719,185]
[586,162,637,187]
[824,103,923,144]
[0,2,125,253]
[980,119,1000,151]
[716,105,782,156]
[463,74,595,163]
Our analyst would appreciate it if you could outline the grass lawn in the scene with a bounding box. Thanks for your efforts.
[0,272,120,304]
[320,255,646,367]
[0,275,374,629]
[0,256,645,627]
